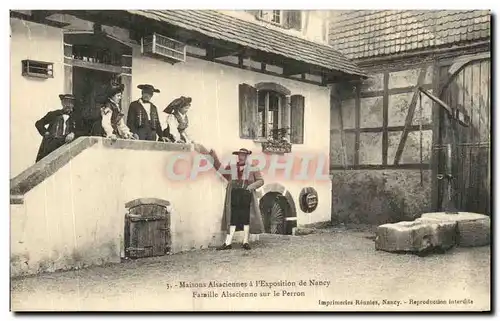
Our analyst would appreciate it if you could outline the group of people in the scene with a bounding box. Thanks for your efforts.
[35,81,266,251]
[35,82,193,162]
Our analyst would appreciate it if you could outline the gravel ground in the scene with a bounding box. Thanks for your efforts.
[10,228,490,312]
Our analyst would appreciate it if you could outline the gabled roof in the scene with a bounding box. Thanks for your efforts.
[329,10,491,60]
[127,10,367,78]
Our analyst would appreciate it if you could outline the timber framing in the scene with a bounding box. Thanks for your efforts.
[393,68,428,165]
[382,72,389,165]
[330,164,431,171]
[342,83,434,99]
[339,124,433,134]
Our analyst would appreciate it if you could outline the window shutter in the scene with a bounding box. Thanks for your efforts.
[280,95,291,141]
[239,83,258,139]
[284,10,302,31]
[290,95,305,144]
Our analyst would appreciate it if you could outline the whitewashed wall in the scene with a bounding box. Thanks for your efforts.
[10,18,65,177]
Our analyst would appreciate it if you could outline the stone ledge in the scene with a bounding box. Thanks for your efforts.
[10,137,195,200]
[10,137,99,196]
[125,198,171,209]
[102,139,193,152]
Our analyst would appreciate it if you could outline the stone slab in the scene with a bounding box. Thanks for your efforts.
[417,212,490,247]
[375,220,457,253]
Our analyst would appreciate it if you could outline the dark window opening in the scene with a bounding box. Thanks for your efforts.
[22,60,53,78]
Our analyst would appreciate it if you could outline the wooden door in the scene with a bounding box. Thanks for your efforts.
[435,58,490,215]
[124,202,171,259]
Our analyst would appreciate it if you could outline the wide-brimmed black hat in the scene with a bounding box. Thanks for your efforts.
[59,94,76,101]
[138,84,160,93]
[232,148,252,155]
[105,83,125,98]
[163,96,192,114]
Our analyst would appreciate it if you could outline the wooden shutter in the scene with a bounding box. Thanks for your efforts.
[280,95,291,141]
[284,10,302,31]
[239,83,258,139]
[290,95,305,144]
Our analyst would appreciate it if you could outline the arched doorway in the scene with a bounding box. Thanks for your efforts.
[260,192,288,234]
[259,183,297,235]
[436,58,490,215]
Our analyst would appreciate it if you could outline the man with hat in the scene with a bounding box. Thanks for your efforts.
[195,144,265,250]
[162,96,193,144]
[126,84,163,141]
[35,94,80,162]
[91,83,136,140]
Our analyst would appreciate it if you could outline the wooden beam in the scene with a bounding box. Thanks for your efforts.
[354,85,361,166]
[419,87,470,127]
[282,63,311,76]
[340,124,433,133]
[382,72,389,165]
[187,51,324,86]
[64,57,124,74]
[393,68,427,165]
[10,10,70,28]
[330,163,431,171]
[342,84,434,99]
[31,10,51,20]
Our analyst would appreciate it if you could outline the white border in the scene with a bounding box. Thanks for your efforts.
[1,1,497,319]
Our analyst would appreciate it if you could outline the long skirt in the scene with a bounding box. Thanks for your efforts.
[230,187,252,231]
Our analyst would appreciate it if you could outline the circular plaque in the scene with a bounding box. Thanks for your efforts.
[299,187,319,213]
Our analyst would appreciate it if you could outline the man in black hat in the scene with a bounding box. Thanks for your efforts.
[126,84,163,141]
[194,145,265,250]
[35,94,81,162]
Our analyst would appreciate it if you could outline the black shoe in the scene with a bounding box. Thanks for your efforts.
[242,243,251,250]
[217,243,232,251]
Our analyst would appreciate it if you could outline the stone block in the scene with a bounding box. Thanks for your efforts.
[375,220,457,254]
[418,212,490,247]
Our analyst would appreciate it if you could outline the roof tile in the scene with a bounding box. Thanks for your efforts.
[330,9,491,59]
[128,10,366,77]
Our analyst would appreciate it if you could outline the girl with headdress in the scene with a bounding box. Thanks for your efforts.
[162,96,192,144]
[91,83,137,140]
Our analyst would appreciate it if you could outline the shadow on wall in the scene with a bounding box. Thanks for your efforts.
[331,170,432,225]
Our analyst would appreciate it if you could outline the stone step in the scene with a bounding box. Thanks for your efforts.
[375,220,457,254]
[417,212,490,247]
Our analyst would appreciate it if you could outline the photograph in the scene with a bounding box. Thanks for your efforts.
[8,8,491,312]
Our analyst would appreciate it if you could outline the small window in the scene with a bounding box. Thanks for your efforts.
[239,83,304,144]
[258,91,283,139]
[21,60,53,79]
[258,10,283,25]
